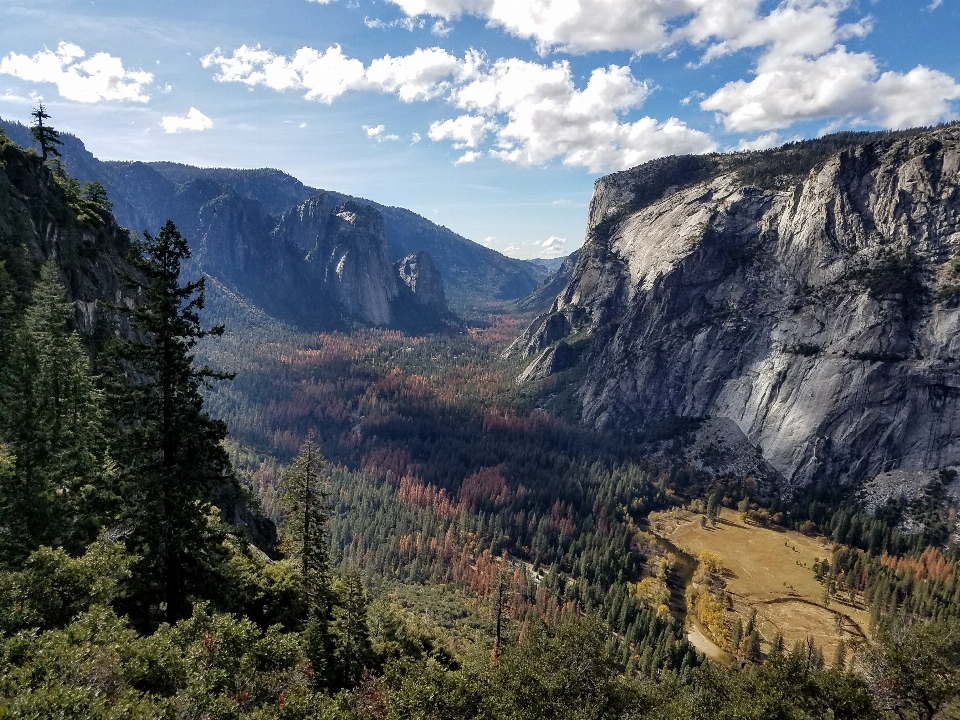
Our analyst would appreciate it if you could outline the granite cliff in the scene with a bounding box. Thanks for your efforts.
[0,119,542,321]
[510,125,960,487]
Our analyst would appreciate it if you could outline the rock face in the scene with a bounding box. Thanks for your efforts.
[511,126,960,486]
[318,201,398,326]
[0,131,135,336]
[0,119,542,318]
[396,251,447,310]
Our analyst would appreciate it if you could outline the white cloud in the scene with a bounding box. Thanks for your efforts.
[411,132,422,143]
[703,46,960,132]
[366,48,462,101]
[537,235,568,258]
[735,132,780,151]
[160,107,213,133]
[364,16,425,30]
[451,58,715,171]
[202,44,367,103]
[205,42,714,171]
[363,124,400,141]
[432,20,453,36]
[0,41,153,103]
[429,114,496,147]
[482,236,496,246]
[383,0,867,57]
[203,44,461,104]
[454,150,482,164]
[503,242,523,256]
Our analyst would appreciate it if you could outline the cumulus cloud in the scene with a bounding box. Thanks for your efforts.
[366,48,463,101]
[202,44,461,104]
[451,58,715,171]
[363,124,401,141]
[735,132,781,151]
[454,150,482,164]
[537,236,568,258]
[429,115,497,147]
[201,44,367,103]
[384,0,869,57]
[0,41,153,102]
[379,2,960,134]
[161,107,213,133]
[703,46,960,132]
[204,43,714,171]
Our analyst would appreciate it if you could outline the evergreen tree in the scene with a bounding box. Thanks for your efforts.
[332,571,373,688]
[30,103,62,162]
[280,431,334,684]
[106,220,234,627]
[0,261,102,563]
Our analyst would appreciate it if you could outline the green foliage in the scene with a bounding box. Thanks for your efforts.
[104,220,235,628]
[29,103,62,162]
[280,433,332,620]
[0,536,132,635]
[865,618,960,720]
[0,260,105,563]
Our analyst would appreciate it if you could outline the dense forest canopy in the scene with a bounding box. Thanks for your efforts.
[0,122,959,718]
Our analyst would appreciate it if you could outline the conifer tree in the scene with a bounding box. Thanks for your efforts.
[0,261,102,563]
[280,431,335,684]
[106,220,234,627]
[332,571,373,688]
[30,103,62,162]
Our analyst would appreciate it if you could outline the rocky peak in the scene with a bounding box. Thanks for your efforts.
[317,200,397,326]
[511,125,960,487]
[396,251,447,311]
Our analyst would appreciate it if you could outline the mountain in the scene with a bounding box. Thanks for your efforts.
[0,124,134,340]
[509,125,960,488]
[0,119,542,320]
[513,250,580,315]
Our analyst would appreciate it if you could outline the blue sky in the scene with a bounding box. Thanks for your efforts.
[1,1,958,259]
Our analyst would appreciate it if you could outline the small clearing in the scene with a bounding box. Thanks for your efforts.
[653,508,871,659]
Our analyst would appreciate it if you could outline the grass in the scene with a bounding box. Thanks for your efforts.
[652,508,871,660]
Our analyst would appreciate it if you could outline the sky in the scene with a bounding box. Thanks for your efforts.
[1,1,958,260]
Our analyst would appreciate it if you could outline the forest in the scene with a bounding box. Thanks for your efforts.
[0,120,959,719]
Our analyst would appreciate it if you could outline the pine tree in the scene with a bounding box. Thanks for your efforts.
[332,571,373,688]
[105,220,234,627]
[0,261,102,563]
[280,431,335,685]
[30,103,62,162]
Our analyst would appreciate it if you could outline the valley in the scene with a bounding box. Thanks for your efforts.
[1,116,960,718]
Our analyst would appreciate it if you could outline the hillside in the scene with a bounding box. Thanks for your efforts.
[0,119,543,318]
[2,119,960,718]
[510,124,960,499]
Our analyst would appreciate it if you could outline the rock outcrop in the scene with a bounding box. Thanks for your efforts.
[396,251,447,311]
[510,126,960,486]
[318,201,398,326]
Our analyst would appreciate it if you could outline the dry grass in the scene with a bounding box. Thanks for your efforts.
[656,507,871,660]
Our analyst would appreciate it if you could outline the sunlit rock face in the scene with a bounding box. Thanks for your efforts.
[511,127,960,486]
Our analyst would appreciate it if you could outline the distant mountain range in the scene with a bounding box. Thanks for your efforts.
[0,119,546,327]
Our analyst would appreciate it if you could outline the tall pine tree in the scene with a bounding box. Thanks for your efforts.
[30,103,62,162]
[106,220,234,628]
[280,432,335,686]
[0,260,102,564]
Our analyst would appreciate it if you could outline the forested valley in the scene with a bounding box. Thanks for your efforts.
[1,121,959,719]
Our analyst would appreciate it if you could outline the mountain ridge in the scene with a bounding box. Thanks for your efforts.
[0,119,543,319]
[511,123,960,489]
